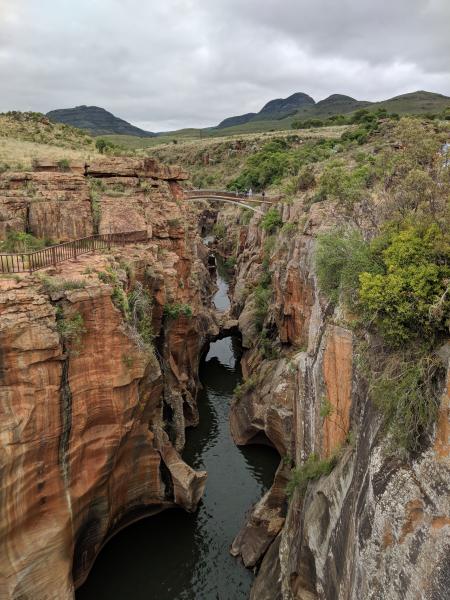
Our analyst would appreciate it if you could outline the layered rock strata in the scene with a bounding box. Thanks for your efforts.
[0,157,188,241]
[0,159,214,599]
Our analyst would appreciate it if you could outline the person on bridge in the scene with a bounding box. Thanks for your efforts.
[261,190,265,200]
[248,188,253,197]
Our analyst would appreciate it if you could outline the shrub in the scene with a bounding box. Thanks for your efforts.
[318,162,374,207]
[315,229,381,307]
[281,221,298,234]
[213,222,227,240]
[98,268,130,315]
[254,283,272,330]
[228,139,292,191]
[259,328,280,360]
[358,224,450,345]
[41,277,87,294]
[224,256,236,269]
[341,128,369,145]
[292,118,324,129]
[163,303,193,319]
[370,352,444,454]
[234,375,259,399]
[56,309,86,349]
[89,190,101,233]
[286,453,337,498]
[95,138,107,154]
[57,159,70,171]
[240,209,253,225]
[261,208,282,233]
[127,282,154,348]
[320,396,334,418]
[0,231,53,253]
[296,165,316,191]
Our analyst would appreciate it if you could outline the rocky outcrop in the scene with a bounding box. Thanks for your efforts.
[217,197,450,599]
[0,158,214,599]
[0,158,188,242]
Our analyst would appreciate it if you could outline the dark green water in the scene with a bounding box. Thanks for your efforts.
[76,256,279,600]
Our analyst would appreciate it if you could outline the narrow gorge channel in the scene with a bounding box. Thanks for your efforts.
[76,254,280,600]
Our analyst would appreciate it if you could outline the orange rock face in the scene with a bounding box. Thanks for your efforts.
[0,157,189,243]
[434,377,450,460]
[321,326,352,457]
[0,158,213,600]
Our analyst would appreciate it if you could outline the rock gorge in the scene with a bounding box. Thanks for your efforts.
[0,152,449,600]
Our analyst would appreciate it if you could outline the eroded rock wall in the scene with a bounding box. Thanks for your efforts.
[217,198,450,599]
[0,157,188,242]
[0,159,215,599]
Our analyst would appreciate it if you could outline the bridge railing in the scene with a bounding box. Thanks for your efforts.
[0,230,148,274]
[185,189,282,203]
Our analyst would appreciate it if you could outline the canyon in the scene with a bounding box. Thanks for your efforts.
[0,144,449,600]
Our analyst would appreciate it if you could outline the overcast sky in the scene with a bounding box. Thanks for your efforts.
[1,0,449,131]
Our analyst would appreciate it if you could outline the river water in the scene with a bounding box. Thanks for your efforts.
[76,255,279,600]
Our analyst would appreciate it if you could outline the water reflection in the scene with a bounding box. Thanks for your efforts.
[213,255,232,312]
[76,262,279,600]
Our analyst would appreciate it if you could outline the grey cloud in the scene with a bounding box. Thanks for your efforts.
[0,0,449,131]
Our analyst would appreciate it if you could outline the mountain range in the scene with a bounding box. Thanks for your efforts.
[215,90,449,130]
[46,91,450,139]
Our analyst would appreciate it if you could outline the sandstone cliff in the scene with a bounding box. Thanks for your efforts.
[0,159,214,599]
[214,197,450,599]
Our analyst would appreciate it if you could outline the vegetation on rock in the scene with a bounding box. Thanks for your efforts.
[286,453,337,498]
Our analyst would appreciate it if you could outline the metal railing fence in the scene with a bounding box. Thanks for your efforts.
[0,230,148,274]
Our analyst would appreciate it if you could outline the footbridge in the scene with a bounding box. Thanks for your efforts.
[185,189,281,214]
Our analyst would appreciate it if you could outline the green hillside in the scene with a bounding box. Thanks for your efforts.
[47,105,156,137]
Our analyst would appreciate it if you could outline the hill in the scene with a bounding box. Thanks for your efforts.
[214,90,450,133]
[217,92,315,128]
[0,111,100,169]
[313,94,371,117]
[369,90,450,115]
[47,105,156,137]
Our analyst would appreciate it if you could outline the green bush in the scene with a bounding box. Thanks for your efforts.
[296,165,316,191]
[292,118,324,130]
[228,139,292,191]
[57,159,70,171]
[95,138,107,153]
[286,453,337,498]
[370,352,444,454]
[318,161,375,206]
[127,282,154,348]
[163,303,193,319]
[98,268,130,315]
[240,209,253,225]
[0,231,53,253]
[56,308,86,349]
[359,224,450,345]
[281,221,298,234]
[254,283,272,330]
[234,375,259,399]
[213,222,227,240]
[315,229,381,307]
[259,328,280,360]
[224,256,236,269]
[260,208,282,233]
